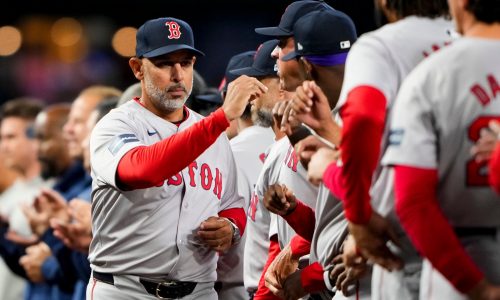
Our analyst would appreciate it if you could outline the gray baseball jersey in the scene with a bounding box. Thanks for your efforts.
[335,16,454,300]
[383,37,500,299]
[217,126,274,288]
[276,140,318,249]
[244,137,288,290]
[337,17,454,222]
[383,38,500,226]
[89,100,243,282]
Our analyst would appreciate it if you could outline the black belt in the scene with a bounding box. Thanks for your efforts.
[455,227,497,237]
[309,290,336,300]
[93,271,197,299]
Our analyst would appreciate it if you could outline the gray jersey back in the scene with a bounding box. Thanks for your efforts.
[89,101,242,281]
[336,17,453,222]
[383,38,500,226]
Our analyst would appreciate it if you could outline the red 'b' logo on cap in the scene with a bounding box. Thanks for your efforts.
[165,21,181,39]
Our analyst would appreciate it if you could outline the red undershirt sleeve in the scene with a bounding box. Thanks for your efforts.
[322,163,345,200]
[219,207,246,235]
[489,142,500,194]
[394,165,484,293]
[340,86,387,224]
[116,108,229,189]
[254,235,282,300]
[282,200,315,242]
[301,262,326,293]
[289,235,311,258]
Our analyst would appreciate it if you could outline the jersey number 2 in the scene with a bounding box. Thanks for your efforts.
[467,116,500,186]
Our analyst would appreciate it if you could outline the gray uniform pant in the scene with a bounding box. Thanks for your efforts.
[86,274,217,300]
[419,232,500,300]
[371,235,422,300]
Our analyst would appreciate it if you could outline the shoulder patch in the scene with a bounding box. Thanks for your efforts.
[388,129,404,146]
[108,133,139,155]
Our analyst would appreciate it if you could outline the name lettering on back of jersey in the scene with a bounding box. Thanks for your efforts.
[283,145,298,172]
[107,134,139,155]
[470,74,500,106]
[422,41,452,58]
[167,161,223,200]
[388,129,404,146]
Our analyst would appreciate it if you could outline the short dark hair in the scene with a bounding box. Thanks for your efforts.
[1,98,44,121]
[466,0,500,23]
[386,0,449,18]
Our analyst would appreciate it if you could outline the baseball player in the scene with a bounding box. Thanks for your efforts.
[252,2,334,298]
[264,8,374,299]
[87,17,267,300]
[225,39,284,299]
[298,1,453,299]
[383,0,500,298]
[216,48,275,300]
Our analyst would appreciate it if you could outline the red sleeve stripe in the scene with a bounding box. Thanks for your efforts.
[219,207,246,236]
[116,108,229,189]
[339,85,387,224]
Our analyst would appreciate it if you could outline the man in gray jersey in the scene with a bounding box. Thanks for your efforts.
[87,17,267,300]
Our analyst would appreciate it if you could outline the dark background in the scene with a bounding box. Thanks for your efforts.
[0,0,378,104]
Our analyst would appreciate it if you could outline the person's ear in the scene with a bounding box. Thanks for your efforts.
[299,57,313,81]
[129,57,144,80]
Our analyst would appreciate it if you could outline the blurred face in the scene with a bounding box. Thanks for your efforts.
[0,117,38,173]
[81,110,99,172]
[272,37,303,92]
[141,51,195,114]
[35,112,72,179]
[251,76,282,127]
[63,96,100,160]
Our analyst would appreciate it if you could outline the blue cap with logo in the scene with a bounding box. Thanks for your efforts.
[281,9,357,65]
[231,40,279,77]
[135,17,204,58]
[255,0,334,37]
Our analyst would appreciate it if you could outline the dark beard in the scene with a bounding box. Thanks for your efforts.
[254,109,273,128]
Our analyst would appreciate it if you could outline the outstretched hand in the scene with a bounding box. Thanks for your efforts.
[263,184,297,216]
[307,147,340,186]
[224,75,268,121]
[347,212,403,272]
[288,80,341,145]
[471,120,500,163]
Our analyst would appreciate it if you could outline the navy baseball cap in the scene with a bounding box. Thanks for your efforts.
[282,9,357,64]
[136,17,204,58]
[255,0,334,37]
[231,40,279,77]
[220,50,256,92]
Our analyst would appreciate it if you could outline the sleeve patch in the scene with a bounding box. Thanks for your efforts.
[107,133,139,155]
[388,129,404,146]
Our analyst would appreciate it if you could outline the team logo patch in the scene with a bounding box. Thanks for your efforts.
[108,133,140,155]
[165,21,181,39]
[340,40,351,49]
[388,129,404,146]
